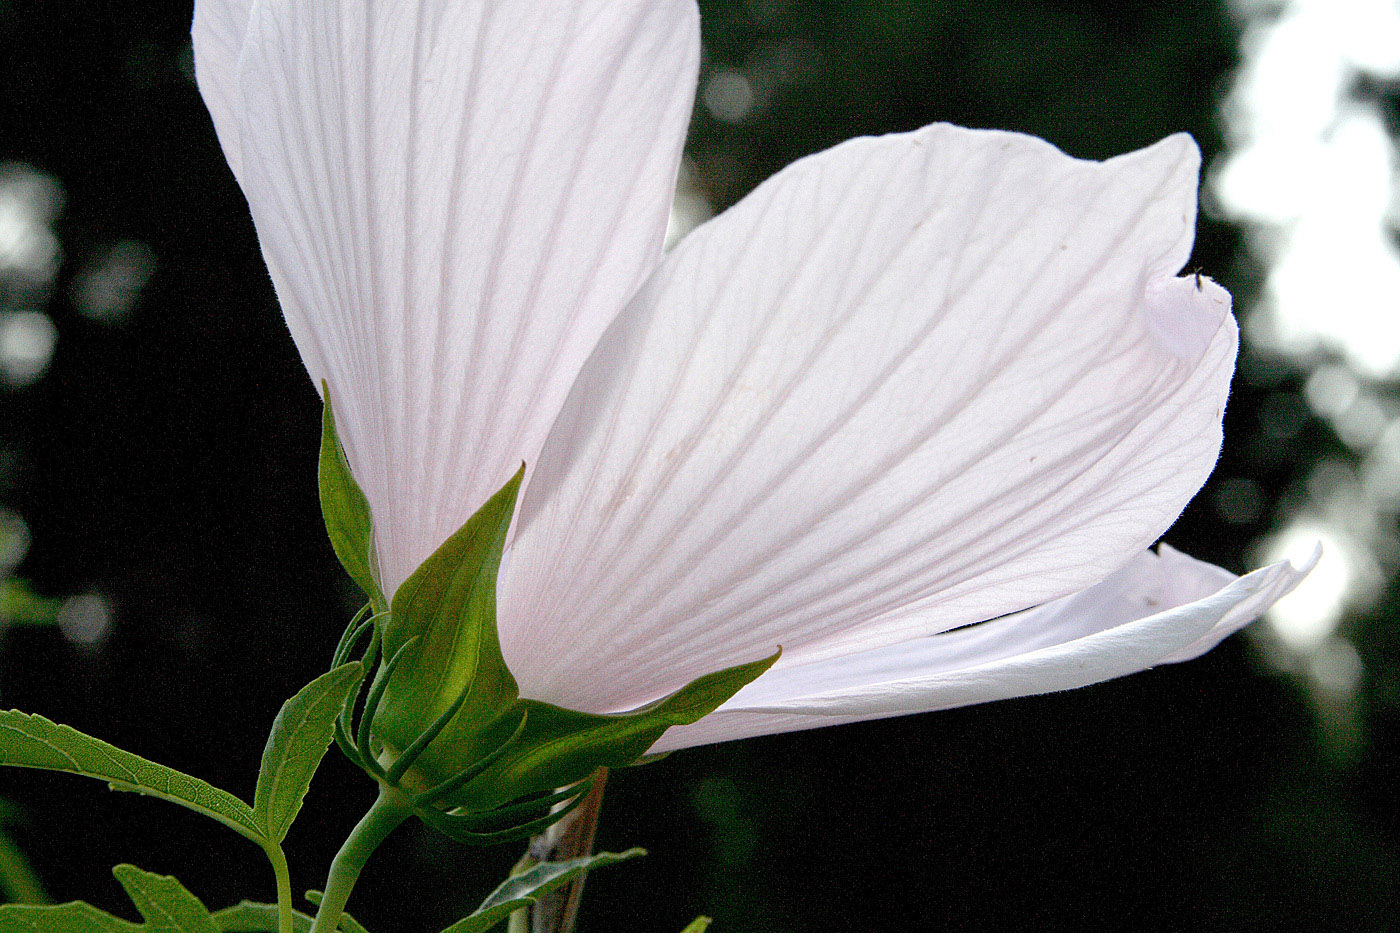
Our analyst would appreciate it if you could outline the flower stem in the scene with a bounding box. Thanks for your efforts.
[528,768,608,933]
[309,784,412,933]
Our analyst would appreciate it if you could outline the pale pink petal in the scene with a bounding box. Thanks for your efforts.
[192,0,256,177]
[648,547,1314,752]
[501,125,1238,712]
[223,0,699,593]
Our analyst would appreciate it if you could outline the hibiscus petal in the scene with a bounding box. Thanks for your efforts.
[192,0,256,177]
[502,124,1239,712]
[646,546,1314,753]
[217,0,699,593]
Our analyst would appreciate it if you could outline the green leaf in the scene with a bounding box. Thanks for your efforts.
[0,896,136,924]
[302,893,370,933]
[440,849,644,933]
[112,866,217,933]
[679,919,712,933]
[0,710,263,846]
[0,865,220,933]
[212,899,365,933]
[254,663,365,842]
[319,387,386,610]
[210,903,311,933]
[0,899,137,932]
[373,467,524,786]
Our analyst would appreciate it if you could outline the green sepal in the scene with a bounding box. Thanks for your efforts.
[371,467,524,788]
[679,919,713,933]
[439,849,645,933]
[302,893,370,933]
[0,710,264,845]
[319,387,386,611]
[254,662,364,843]
[447,649,779,811]
[210,902,312,933]
[0,865,217,933]
[415,782,588,847]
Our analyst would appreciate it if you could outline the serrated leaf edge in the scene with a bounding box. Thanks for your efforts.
[254,663,365,842]
[0,711,264,846]
[440,848,645,933]
[210,902,313,933]
[113,864,218,933]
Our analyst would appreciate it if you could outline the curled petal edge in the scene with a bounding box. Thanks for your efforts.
[647,545,1318,753]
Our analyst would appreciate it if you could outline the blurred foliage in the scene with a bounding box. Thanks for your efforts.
[689,0,1235,205]
[0,796,46,906]
[0,0,1391,931]
[0,579,59,629]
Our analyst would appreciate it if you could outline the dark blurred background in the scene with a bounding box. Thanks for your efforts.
[0,0,1397,930]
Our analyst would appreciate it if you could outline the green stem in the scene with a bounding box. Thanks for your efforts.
[254,840,292,930]
[264,844,293,933]
[309,785,412,933]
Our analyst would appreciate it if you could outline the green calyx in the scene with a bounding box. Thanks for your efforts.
[318,385,386,614]
[317,391,778,834]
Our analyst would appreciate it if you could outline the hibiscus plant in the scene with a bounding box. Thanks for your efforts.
[0,1,1313,932]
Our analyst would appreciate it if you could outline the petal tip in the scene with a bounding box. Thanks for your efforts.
[1291,541,1325,576]
[1143,273,1236,362]
[1110,131,1203,277]
[1161,131,1202,168]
